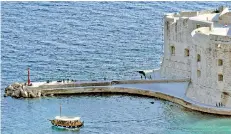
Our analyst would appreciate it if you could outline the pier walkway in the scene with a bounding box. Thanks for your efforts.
[5,70,231,115]
[39,80,231,116]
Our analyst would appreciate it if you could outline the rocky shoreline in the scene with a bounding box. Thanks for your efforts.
[4,83,41,98]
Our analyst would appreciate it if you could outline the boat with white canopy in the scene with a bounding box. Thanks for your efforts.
[49,104,84,129]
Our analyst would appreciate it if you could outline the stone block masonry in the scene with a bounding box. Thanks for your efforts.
[161,6,231,108]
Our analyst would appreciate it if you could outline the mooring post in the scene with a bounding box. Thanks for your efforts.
[28,68,30,85]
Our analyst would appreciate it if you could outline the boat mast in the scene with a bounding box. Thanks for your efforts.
[60,103,62,117]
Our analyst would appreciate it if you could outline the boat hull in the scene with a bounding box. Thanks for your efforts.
[53,124,83,128]
[52,125,80,131]
[50,120,84,129]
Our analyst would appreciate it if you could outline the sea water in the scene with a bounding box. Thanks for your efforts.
[2,2,231,134]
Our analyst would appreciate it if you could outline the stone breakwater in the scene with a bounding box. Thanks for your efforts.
[4,79,189,98]
[4,82,41,98]
[4,79,231,115]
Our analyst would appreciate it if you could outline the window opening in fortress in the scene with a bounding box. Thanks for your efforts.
[197,70,201,77]
[185,49,189,57]
[196,24,200,28]
[166,21,169,30]
[218,59,223,66]
[197,54,201,62]
[218,74,223,81]
[170,46,175,55]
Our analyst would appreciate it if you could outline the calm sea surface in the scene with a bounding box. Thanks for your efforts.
[1,2,231,134]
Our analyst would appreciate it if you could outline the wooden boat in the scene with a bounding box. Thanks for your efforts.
[50,116,84,129]
[50,104,84,129]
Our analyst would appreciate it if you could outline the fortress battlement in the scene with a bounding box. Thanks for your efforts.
[161,6,231,107]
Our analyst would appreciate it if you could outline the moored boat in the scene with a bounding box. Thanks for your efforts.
[50,104,84,129]
[50,116,84,129]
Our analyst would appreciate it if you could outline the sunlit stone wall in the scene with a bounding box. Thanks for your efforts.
[161,7,231,108]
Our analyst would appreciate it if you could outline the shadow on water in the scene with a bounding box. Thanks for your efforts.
[52,92,159,99]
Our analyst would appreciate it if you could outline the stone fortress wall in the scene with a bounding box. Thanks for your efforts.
[161,6,231,108]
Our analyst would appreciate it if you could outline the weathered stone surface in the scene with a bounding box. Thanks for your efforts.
[4,83,43,98]
[20,89,28,98]
[5,90,12,96]
[12,89,21,98]
[161,6,231,107]
[41,93,46,97]
[37,91,41,97]
[12,82,21,88]
[49,94,54,97]
[28,91,36,98]
[6,85,14,91]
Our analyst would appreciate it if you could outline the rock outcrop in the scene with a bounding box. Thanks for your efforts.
[4,83,41,98]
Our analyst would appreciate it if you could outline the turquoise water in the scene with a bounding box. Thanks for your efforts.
[1,2,231,134]
[2,95,231,134]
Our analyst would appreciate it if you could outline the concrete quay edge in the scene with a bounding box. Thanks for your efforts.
[41,86,231,116]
